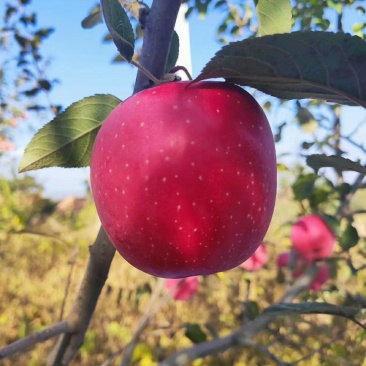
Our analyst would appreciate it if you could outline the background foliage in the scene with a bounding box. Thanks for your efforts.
[1,0,366,365]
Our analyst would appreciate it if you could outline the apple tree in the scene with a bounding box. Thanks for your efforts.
[1,0,366,364]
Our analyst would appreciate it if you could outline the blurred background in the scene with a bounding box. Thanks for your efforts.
[1,1,366,365]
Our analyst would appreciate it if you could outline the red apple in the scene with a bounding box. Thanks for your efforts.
[90,81,277,278]
[291,215,335,261]
[276,251,307,276]
[165,276,199,301]
[240,243,268,271]
[276,251,330,292]
[276,251,291,268]
[308,263,330,292]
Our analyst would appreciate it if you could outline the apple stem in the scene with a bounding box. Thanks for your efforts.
[131,60,182,86]
[169,65,193,80]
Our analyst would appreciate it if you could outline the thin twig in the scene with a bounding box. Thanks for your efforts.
[47,227,115,366]
[0,321,72,359]
[59,247,79,321]
[101,279,177,366]
[158,267,321,366]
[120,278,167,366]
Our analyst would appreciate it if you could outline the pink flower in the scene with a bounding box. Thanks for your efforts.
[165,276,199,301]
[240,243,268,271]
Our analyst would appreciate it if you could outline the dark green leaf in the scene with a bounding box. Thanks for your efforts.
[101,0,135,62]
[296,101,316,126]
[18,94,121,172]
[23,87,41,97]
[302,141,315,149]
[184,323,207,344]
[307,154,366,174]
[81,8,103,29]
[256,0,292,36]
[39,79,52,91]
[165,31,180,73]
[214,0,226,8]
[309,186,333,209]
[323,214,341,236]
[292,173,318,201]
[5,6,17,21]
[274,122,286,142]
[243,301,260,320]
[337,182,352,199]
[34,28,55,40]
[196,32,366,107]
[340,222,359,251]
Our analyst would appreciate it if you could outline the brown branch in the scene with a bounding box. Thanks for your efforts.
[159,266,321,366]
[0,321,72,359]
[46,227,116,366]
[134,0,182,92]
[59,247,79,321]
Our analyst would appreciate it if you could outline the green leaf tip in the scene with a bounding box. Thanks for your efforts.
[18,94,122,173]
[256,0,292,36]
[101,0,135,62]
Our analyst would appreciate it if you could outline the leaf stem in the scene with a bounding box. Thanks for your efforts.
[131,60,163,86]
[169,65,193,80]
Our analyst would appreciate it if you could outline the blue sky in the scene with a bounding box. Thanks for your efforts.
[4,1,366,199]
[9,0,242,198]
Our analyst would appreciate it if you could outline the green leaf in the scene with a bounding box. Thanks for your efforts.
[165,31,180,73]
[307,155,366,175]
[296,101,318,132]
[184,323,207,344]
[243,300,260,320]
[101,0,135,62]
[340,222,359,251]
[323,214,341,237]
[18,94,121,173]
[81,7,103,29]
[256,0,292,36]
[195,32,366,107]
[292,173,318,201]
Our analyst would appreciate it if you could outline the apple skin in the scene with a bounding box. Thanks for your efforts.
[276,251,291,268]
[291,215,335,261]
[240,243,268,271]
[90,81,277,278]
[165,276,199,301]
[308,263,330,292]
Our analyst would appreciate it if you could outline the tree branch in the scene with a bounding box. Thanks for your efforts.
[159,267,322,366]
[0,321,72,359]
[134,0,182,92]
[47,227,116,366]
